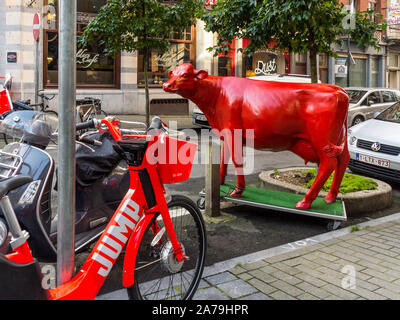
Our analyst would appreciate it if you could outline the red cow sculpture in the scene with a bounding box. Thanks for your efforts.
[163,63,350,209]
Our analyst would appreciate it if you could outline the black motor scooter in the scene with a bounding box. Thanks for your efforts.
[0,110,134,261]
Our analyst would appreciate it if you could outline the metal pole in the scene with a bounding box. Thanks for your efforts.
[34,39,39,104]
[347,0,351,87]
[205,135,220,217]
[57,0,76,286]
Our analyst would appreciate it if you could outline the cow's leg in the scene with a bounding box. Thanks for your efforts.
[296,154,337,209]
[324,142,350,203]
[220,140,229,185]
[224,132,245,197]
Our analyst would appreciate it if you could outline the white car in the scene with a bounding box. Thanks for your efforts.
[347,102,400,183]
[192,74,318,128]
[346,87,400,127]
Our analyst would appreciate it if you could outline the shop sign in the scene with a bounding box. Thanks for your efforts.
[388,5,400,25]
[335,57,347,78]
[7,52,17,63]
[254,59,277,75]
[154,47,186,71]
[76,48,99,69]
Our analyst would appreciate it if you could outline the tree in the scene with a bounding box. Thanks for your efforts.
[199,0,386,83]
[79,0,202,126]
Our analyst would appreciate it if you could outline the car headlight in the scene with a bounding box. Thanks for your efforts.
[349,136,357,145]
[0,218,8,248]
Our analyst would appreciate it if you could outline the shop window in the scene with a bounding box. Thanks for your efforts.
[218,57,233,76]
[137,27,195,87]
[243,51,283,77]
[350,58,367,87]
[43,0,120,88]
[294,53,307,75]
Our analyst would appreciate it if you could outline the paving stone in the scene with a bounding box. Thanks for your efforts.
[361,268,397,282]
[368,277,400,293]
[321,284,359,300]
[314,251,340,262]
[297,293,319,300]
[351,286,387,300]
[296,281,331,299]
[295,272,328,288]
[205,272,238,285]
[217,279,258,299]
[271,270,302,285]
[269,290,296,300]
[330,251,360,263]
[271,262,302,276]
[259,265,280,274]
[248,269,277,283]
[324,295,343,300]
[237,273,253,281]
[241,260,269,271]
[229,265,247,275]
[239,292,271,300]
[247,278,277,295]
[193,287,230,300]
[375,288,400,300]
[269,280,304,297]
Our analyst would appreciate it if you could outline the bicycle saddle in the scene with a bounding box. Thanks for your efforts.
[0,175,33,199]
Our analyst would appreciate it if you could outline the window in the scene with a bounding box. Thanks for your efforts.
[382,91,395,103]
[370,56,379,87]
[137,27,195,87]
[350,58,367,87]
[362,91,380,106]
[43,0,121,88]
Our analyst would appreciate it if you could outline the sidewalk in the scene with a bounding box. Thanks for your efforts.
[97,212,400,300]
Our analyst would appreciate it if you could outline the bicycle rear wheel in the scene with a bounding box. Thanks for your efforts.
[127,195,206,300]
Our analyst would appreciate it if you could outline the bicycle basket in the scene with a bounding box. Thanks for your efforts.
[154,136,197,185]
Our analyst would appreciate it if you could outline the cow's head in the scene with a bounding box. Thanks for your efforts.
[163,63,208,94]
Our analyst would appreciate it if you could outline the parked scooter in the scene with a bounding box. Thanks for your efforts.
[0,110,141,261]
[0,74,34,118]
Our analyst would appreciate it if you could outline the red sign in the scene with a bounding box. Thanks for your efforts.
[33,12,40,41]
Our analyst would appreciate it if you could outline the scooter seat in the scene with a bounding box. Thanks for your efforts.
[0,174,33,199]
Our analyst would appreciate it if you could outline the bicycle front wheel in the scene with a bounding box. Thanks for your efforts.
[127,195,206,300]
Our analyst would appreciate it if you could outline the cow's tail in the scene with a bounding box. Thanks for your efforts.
[323,89,349,159]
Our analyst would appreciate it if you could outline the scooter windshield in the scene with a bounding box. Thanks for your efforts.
[0,111,58,148]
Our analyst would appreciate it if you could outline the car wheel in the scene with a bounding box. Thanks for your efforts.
[352,116,364,126]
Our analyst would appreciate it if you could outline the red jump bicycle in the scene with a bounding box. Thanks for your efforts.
[0,116,206,300]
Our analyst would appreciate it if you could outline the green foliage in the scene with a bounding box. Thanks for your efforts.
[79,0,202,125]
[80,0,202,55]
[198,0,386,82]
[304,169,378,194]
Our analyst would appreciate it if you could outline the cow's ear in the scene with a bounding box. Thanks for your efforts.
[194,69,208,80]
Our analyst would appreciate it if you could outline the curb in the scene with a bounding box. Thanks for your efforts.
[96,210,400,300]
[258,167,392,215]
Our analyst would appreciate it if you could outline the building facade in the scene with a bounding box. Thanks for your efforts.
[0,0,390,116]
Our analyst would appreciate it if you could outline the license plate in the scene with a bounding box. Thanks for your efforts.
[196,114,207,121]
[356,153,390,168]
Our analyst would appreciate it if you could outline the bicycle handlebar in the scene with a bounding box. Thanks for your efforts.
[76,119,96,131]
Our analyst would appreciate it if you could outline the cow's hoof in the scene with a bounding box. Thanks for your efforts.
[230,187,244,198]
[296,199,311,210]
[324,193,337,204]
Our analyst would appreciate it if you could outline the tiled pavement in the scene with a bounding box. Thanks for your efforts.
[98,213,400,300]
